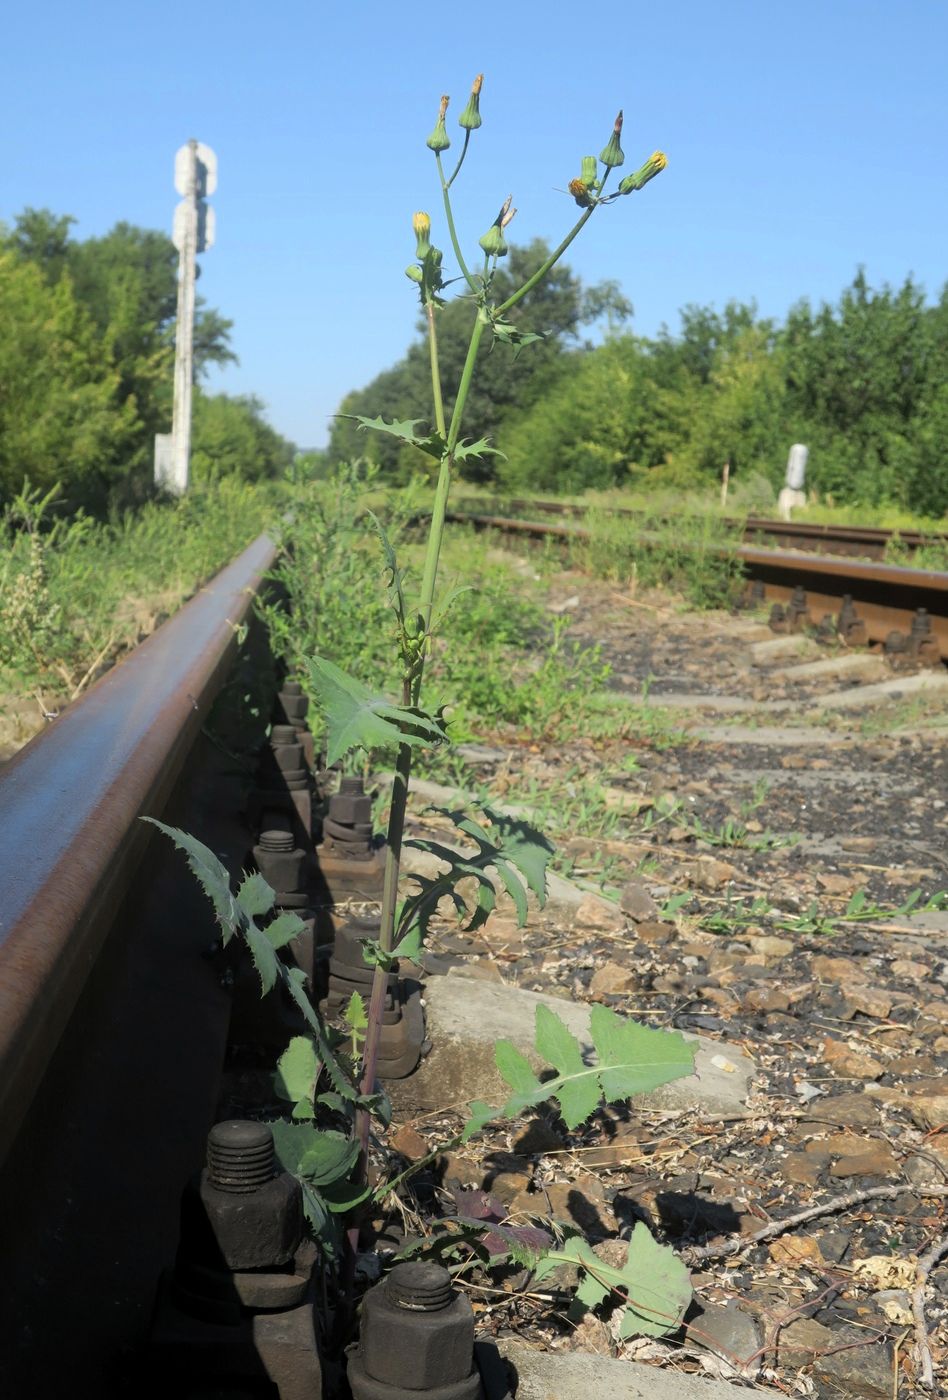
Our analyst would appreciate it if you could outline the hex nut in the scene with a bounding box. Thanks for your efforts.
[196,1170,303,1272]
[360,1283,474,1390]
[253,843,309,894]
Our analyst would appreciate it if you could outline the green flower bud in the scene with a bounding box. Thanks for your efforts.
[581,155,598,187]
[599,110,625,168]
[478,223,507,258]
[479,195,513,259]
[426,94,451,152]
[618,151,668,194]
[405,264,424,283]
[458,73,483,130]
[412,211,432,259]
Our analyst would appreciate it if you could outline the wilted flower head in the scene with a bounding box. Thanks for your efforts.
[459,73,483,130]
[479,194,513,258]
[426,94,451,152]
[599,110,625,169]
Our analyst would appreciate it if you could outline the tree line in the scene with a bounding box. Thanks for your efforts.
[329,250,948,516]
[0,208,295,513]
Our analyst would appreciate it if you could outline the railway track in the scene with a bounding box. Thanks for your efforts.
[487,496,948,561]
[2,517,947,1398]
[445,508,948,662]
[0,535,279,1397]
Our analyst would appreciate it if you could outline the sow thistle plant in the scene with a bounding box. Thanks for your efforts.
[153,78,694,1340]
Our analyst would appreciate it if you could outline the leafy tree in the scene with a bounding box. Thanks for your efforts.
[0,251,139,507]
[191,390,296,483]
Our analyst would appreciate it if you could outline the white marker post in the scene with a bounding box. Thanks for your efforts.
[778,443,808,521]
[155,139,217,494]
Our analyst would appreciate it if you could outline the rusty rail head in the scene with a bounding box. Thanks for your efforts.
[0,533,276,1167]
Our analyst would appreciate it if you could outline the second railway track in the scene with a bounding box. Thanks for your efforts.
[446,506,948,664]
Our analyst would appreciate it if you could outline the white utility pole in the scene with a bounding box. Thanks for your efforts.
[155,139,217,494]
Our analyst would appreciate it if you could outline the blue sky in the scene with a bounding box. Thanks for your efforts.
[3,1,946,448]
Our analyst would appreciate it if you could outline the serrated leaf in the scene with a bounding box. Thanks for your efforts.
[533,1224,691,1339]
[397,805,553,953]
[617,1224,692,1338]
[243,921,281,994]
[495,1005,695,1130]
[266,910,305,950]
[305,655,449,764]
[533,1005,591,1127]
[316,1091,349,1114]
[345,414,445,459]
[590,1004,695,1103]
[298,1130,360,1186]
[495,1041,542,1100]
[343,991,368,1033]
[392,927,424,964]
[237,870,276,918]
[275,1035,320,1105]
[461,1099,498,1143]
[143,819,239,933]
[291,1098,315,1120]
[321,1178,373,1213]
[493,860,529,926]
[365,509,407,623]
[453,437,506,464]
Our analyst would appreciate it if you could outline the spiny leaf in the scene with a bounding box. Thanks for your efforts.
[345,414,445,459]
[266,910,306,950]
[453,437,506,464]
[305,655,449,764]
[365,509,407,623]
[242,922,281,994]
[275,1035,320,1106]
[148,821,362,1111]
[143,819,240,935]
[297,1131,360,1187]
[397,805,553,951]
[343,991,368,1034]
[237,871,276,918]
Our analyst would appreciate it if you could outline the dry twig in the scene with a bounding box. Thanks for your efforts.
[686,1183,948,1263]
[911,1231,948,1390]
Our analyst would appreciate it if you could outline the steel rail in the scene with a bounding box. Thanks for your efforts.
[0,533,276,1167]
[463,497,947,560]
[446,510,948,657]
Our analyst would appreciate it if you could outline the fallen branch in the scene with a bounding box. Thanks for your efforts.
[686,1183,948,1263]
[912,1231,948,1389]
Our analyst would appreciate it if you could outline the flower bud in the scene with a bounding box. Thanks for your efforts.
[458,73,483,130]
[478,223,507,258]
[581,155,598,187]
[405,264,424,284]
[599,110,625,169]
[412,211,432,259]
[479,195,512,258]
[426,94,451,152]
[618,151,668,194]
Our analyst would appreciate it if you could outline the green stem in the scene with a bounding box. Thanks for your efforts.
[425,298,447,440]
[435,152,479,294]
[445,129,471,188]
[372,1132,463,1203]
[496,184,608,317]
[446,313,487,454]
